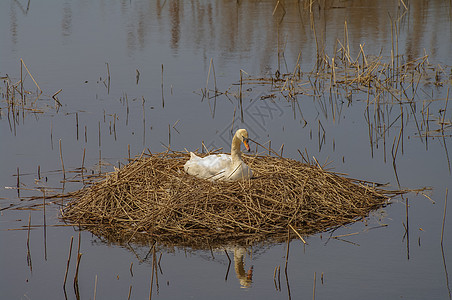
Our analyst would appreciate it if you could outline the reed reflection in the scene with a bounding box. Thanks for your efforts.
[6,0,447,71]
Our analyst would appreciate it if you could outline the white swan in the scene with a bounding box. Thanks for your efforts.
[184,129,253,181]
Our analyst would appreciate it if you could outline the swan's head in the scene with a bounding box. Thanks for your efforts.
[236,129,250,152]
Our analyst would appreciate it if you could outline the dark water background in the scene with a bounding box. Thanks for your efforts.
[1,1,451,299]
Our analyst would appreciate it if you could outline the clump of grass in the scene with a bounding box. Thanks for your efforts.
[62,150,397,248]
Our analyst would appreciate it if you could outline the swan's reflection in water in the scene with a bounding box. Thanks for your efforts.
[232,247,253,288]
[122,241,256,289]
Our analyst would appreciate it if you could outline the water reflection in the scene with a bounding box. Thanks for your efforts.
[169,0,181,50]
[127,242,255,289]
[61,2,72,38]
[1,1,452,299]
[9,2,18,47]
[231,246,253,288]
[5,0,447,67]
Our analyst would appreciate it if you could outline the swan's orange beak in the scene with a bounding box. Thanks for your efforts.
[243,139,250,152]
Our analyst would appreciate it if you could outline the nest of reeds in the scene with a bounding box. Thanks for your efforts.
[62,151,391,248]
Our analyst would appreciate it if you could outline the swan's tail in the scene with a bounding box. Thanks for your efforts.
[189,152,200,159]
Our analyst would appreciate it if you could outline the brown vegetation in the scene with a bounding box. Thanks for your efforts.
[62,150,395,248]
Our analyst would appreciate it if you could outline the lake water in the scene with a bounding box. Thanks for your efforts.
[1,1,451,299]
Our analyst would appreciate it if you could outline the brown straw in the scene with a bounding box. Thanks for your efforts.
[62,151,393,248]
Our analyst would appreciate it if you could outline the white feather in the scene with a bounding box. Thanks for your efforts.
[184,129,253,181]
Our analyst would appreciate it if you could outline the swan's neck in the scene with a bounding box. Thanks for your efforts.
[230,134,242,162]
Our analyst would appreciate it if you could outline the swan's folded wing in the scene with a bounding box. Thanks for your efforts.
[184,154,232,179]
[226,160,253,180]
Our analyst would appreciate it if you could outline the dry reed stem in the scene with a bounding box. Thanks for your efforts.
[63,236,74,289]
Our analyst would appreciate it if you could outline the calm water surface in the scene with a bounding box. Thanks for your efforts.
[1,1,451,299]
